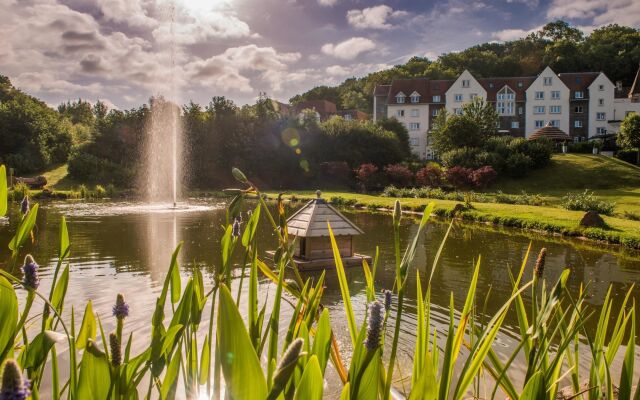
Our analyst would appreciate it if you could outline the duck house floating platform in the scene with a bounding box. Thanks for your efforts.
[270,191,371,270]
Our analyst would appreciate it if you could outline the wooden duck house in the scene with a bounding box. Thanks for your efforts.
[283,191,371,270]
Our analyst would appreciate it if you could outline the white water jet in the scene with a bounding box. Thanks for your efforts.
[141,1,182,206]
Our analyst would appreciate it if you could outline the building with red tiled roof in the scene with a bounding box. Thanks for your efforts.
[292,100,338,121]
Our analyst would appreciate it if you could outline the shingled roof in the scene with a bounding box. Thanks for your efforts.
[287,192,364,237]
[529,123,571,141]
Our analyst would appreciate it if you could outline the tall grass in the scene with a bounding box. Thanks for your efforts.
[0,164,638,399]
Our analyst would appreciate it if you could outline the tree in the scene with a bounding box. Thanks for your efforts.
[539,20,584,42]
[461,97,499,137]
[618,113,640,164]
[430,112,484,155]
[376,118,411,157]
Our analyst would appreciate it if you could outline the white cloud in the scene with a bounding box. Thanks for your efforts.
[491,28,537,41]
[547,0,640,27]
[318,0,338,6]
[346,5,408,30]
[321,37,376,60]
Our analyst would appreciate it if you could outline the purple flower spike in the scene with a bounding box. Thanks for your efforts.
[383,290,392,312]
[232,216,242,238]
[20,196,29,215]
[0,360,31,400]
[21,255,39,291]
[364,301,383,350]
[112,293,129,320]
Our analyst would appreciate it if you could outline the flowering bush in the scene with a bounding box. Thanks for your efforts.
[356,163,382,191]
[471,166,497,189]
[445,166,473,188]
[415,164,443,187]
[384,164,413,188]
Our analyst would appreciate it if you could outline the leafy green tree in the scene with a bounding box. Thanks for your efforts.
[618,113,640,164]
[340,90,368,111]
[430,112,484,155]
[376,118,411,158]
[461,97,499,137]
[58,99,95,126]
[539,20,584,42]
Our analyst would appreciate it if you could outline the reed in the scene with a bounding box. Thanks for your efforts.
[0,164,638,399]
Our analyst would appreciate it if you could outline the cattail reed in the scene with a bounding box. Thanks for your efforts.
[534,248,547,278]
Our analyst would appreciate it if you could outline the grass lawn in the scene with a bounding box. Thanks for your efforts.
[38,164,80,191]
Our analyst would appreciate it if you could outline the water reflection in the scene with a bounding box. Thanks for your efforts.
[1,200,640,393]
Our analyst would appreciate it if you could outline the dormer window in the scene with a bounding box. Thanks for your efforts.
[410,91,420,103]
[575,91,584,99]
[395,92,406,103]
[462,79,470,88]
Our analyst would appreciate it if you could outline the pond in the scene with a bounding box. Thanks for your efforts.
[2,198,640,397]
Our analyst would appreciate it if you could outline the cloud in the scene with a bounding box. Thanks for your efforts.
[318,0,338,6]
[321,37,376,60]
[546,0,640,27]
[346,5,408,30]
[491,27,538,41]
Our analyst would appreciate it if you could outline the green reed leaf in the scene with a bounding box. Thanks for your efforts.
[340,383,351,400]
[76,301,96,350]
[311,308,332,373]
[50,265,69,315]
[328,222,357,347]
[408,353,437,400]
[519,371,545,400]
[77,340,111,400]
[242,204,261,247]
[19,330,65,370]
[218,284,267,400]
[199,334,210,386]
[294,356,323,400]
[0,165,7,217]
[0,275,18,360]
[619,306,635,400]
[161,345,182,400]
[8,203,39,254]
[59,216,70,260]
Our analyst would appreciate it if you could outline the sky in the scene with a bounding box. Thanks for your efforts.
[0,0,639,110]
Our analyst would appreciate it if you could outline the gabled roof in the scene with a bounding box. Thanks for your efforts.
[287,193,364,237]
[557,72,599,92]
[479,77,536,101]
[387,79,431,104]
[293,100,337,115]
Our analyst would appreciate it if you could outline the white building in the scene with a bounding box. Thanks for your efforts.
[525,66,570,137]
[445,70,487,115]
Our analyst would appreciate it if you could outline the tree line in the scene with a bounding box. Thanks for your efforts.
[291,21,640,112]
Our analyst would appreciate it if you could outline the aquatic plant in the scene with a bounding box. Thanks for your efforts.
[0,163,638,400]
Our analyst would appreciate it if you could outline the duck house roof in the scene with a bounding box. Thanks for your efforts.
[287,191,364,238]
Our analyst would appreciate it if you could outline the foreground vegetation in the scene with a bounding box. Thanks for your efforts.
[1,165,640,399]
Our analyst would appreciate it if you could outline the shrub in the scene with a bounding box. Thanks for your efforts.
[106,184,116,197]
[94,185,107,198]
[320,161,352,184]
[471,166,497,188]
[524,139,553,169]
[356,163,383,191]
[384,164,413,187]
[504,153,533,178]
[561,189,615,215]
[494,191,546,206]
[415,164,443,187]
[623,211,640,221]
[440,147,482,169]
[11,182,30,202]
[568,141,599,154]
[78,184,90,199]
[445,166,473,188]
[329,196,357,207]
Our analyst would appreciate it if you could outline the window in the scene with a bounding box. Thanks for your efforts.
[596,112,606,120]
[535,91,544,100]
[462,79,470,88]
[575,91,584,99]
[470,93,478,100]
[534,106,545,114]
[596,127,607,134]
[551,91,560,99]
[432,95,441,102]
[453,108,462,115]
[511,121,519,129]
[410,138,419,146]
[454,94,463,102]
[598,98,604,106]
[396,95,405,103]
[396,110,404,117]
[432,108,439,117]
[598,84,604,91]
[518,107,523,115]
[544,77,552,86]
[574,120,583,128]
[410,92,420,103]
[409,122,420,130]
[574,106,583,113]
[574,137,580,142]
[550,105,561,114]
[518,82,523,87]
[489,83,494,88]
[496,87,515,115]
[344,114,352,121]
[550,120,560,127]
[410,109,419,117]
[495,121,501,128]
[535,120,544,128]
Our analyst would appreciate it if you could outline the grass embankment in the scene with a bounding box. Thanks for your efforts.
[267,155,640,250]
